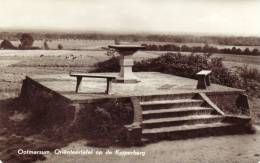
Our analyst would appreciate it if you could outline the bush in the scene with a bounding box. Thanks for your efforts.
[210,58,242,88]
[44,41,50,50]
[57,44,63,50]
[238,65,259,81]
[142,43,260,56]
[134,53,209,78]
[78,98,133,139]
[93,52,242,88]
[19,33,34,50]
[92,56,120,73]
[0,39,17,49]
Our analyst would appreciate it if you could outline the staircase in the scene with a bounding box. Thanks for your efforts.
[139,93,249,141]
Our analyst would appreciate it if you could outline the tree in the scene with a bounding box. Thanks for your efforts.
[19,33,34,49]
[243,48,251,55]
[0,39,17,49]
[43,40,50,50]
[251,48,260,55]
[57,44,63,50]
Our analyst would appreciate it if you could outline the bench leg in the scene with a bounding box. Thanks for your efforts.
[105,79,112,94]
[76,76,82,93]
[206,75,211,86]
[197,76,207,89]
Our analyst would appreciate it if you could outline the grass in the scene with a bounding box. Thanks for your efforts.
[238,65,259,81]
[7,39,114,50]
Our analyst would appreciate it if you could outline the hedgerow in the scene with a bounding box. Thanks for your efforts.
[93,52,242,88]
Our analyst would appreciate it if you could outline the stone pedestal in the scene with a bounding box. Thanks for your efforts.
[109,45,145,83]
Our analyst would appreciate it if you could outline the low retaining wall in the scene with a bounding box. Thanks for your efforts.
[19,77,134,140]
[19,77,251,143]
[206,92,250,116]
[20,77,76,135]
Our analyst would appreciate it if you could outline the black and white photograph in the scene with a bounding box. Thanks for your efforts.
[0,0,260,162]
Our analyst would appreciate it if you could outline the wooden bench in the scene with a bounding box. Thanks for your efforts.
[70,72,116,94]
[196,70,212,89]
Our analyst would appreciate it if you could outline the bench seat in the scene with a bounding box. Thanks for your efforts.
[70,72,116,94]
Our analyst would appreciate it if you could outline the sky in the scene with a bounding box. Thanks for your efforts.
[0,0,259,36]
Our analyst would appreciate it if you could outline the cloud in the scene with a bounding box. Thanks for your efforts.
[0,0,259,36]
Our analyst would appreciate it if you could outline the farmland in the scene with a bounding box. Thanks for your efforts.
[0,39,260,163]
[5,39,260,50]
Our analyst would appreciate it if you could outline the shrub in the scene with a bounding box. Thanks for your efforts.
[44,41,50,50]
[57,44,63,50]
[19,33,34,50]
[238,65,259,81]
[134,53,210,78]
[93,52,242,88]
[92,56,120,73]
[78,98,133,139]
[210,58,242,88]
[142,43,260,56]
[0,39,17,49]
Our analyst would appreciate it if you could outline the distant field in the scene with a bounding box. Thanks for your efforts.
[0,49,259,71]
[211,53,260,71]
[0,50,158,78]
[6,40,114,50]
[3,39,260,51]
[139,41,260,50]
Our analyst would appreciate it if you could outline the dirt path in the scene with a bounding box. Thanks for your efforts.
[36,128,260,163]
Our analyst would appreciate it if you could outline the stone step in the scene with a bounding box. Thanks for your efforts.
[143,107,215,119]
[142,115,223,129]
[140,93,196,102]
[142,122,237,140]
[141,99,204,110]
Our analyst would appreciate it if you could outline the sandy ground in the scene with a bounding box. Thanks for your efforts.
[35,129,260,163]
[0,49,260,163]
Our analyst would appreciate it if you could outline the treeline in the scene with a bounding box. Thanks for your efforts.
[141,44,260,56]
[1,31,260,46]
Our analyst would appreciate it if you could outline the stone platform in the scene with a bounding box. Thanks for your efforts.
[20,72,252,145]
[23,72,243,103]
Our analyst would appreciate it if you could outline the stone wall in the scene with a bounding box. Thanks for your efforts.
[75,98,133,138]
[206,92,250,115]
[19,77,76,136]
[20,77,134,140]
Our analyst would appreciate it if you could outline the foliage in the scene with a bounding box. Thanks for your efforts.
[92,56,120,73]
[79,98,133,138]
[235,65,260,98]
[209,58,242,88]
[44,41,50,50]
[142,43,260,56]
[237,65,260,82]
[19,33,34,50]
[57,44,63,50]
[0,39,17,49]
[1,31,260,46]
[105,47,117,57]
[93,52,242,88]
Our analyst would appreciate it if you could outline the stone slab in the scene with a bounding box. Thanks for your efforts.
[27,72,243,103]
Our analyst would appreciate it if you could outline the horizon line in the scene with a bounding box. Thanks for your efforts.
[1,27,260,38]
